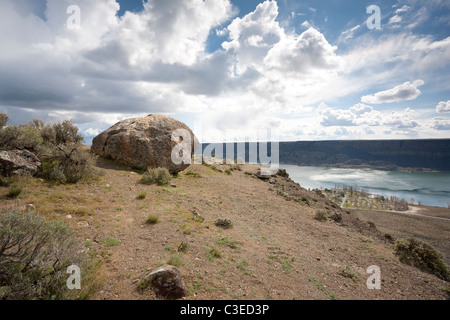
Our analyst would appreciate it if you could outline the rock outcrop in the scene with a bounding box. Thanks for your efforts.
[91,114,198,174]
[0,149,41,177]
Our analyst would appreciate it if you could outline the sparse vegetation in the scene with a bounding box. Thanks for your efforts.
[339,267,360,283]
[0,115,97,184]
[184,170,200,178]
[217,237,240,249]
[215,218,233,229]
[6,186,22,199]
[136,192,146,200]
[104,237,121,247]
[394,237,449,280]
[140,167,172,186]
[0,210,84,300]
[314,209,328,221]
[178,241,189,253]
[237,259,252,275]
[206,247,222,261]
[146,214,161,225]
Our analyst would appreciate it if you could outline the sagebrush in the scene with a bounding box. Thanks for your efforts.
[140,167,172,186]
[0,210,84,300]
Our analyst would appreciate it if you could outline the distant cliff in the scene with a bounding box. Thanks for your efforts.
[278,139,450,171]
[201,139,450,172]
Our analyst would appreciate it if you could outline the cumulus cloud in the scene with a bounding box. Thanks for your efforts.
[431,118,450,130]
[264,27,340,76]
[436,100,450,113]
[361,80,425,104]
[320,104,419,129]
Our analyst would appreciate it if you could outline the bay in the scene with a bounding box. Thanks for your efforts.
[279,164,450,208]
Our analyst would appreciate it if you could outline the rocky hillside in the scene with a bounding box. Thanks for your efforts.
[1,157,448,300]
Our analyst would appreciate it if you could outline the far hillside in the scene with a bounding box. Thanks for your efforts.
[200,139,450,171]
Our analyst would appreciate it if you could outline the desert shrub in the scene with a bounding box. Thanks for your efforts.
[0,176,13,187]
[0,112,8,129]
[0,210,84,300]
[0,125,43,151]
[6,187,22,199]
[215,218,233,229]
[146,214,160,225]
[140,167,172,186]
[136,192,146,200]
[330,212,342,223]
[314,209,329,221]
[184,169,200,178]
[178,241,189,253]
[0,117,96,184]
[38,121,96,184]
[394,237,449,280]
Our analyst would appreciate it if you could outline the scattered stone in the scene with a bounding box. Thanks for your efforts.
[21,204,35,212]
[256,167,278,180]
[215,218,233,229]
[77,221,89,228]
[139,264,187,300]
[91,114,198,174]
[0,149,41,177]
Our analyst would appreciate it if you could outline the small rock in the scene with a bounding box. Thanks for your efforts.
[77,221,89,228]
[66,214,72,219]
[139,264,187,300]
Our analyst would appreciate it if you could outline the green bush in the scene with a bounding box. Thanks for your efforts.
[146,214,160,225]
[38,121,96,184]
[314,209,329,221]
[6,187,22,199]
[0,176,13,187]
[394,237,449,280]
[0,125,43,151]
[0,117,97,184]
[0,210,84,300]
[140,167,172,186]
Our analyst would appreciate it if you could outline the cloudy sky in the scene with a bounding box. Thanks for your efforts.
[1,0,449,143]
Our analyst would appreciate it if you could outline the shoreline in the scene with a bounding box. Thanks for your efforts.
[279,162,447,173]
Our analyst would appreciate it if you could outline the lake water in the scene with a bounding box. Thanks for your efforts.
[279,164,450,208]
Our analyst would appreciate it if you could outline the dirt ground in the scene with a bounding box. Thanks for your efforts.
[1,158,448,300]
[353,206,450,265]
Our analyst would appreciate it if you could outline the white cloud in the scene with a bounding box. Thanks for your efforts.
[339,25,360,41]
[320,104,419,129]
[395,5,411,14]
[431,118,450,130]
[436,100,450,113]
[264,27,340,76]
[84,128,101,137]
[389,15,402,24]
[361,80,425,104]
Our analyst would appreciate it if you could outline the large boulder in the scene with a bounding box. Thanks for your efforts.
[91,114,198,174]
[0,149,41,177]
